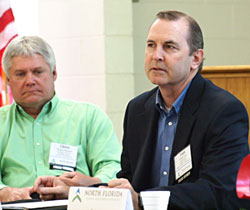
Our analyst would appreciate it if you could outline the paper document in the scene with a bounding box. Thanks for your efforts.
[1,199,68,209]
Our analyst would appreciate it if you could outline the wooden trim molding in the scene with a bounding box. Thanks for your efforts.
[202,65,250,77]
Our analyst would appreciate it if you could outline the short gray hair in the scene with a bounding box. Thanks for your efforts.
[2,36,56,76]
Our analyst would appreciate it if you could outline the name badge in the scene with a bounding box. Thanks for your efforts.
[174,145,192,182]
[68,187,133,210]
[49,143,78,172]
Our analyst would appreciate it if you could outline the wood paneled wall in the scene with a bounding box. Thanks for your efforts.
[201,65,250,146]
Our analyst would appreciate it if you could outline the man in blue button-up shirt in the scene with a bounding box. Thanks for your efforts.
[32,10,249,210]
[109,10,249,210]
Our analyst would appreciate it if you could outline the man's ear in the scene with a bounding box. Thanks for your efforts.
[53,68,57,81]
[191,49,204,70]
[6,76,10,84]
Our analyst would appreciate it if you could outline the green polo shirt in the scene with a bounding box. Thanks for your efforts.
[0,95,121,189]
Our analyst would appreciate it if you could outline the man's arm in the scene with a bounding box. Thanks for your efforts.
[116,105,132,181]
[0,158,33,202]
[84,106,121,183]
[59,106,121,187]
[0,187,32,202]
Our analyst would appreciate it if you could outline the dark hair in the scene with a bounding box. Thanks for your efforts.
[156,10,204,72]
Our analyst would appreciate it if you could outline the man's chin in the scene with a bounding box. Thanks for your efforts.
[149,78,169,86]
[17,98,46,107]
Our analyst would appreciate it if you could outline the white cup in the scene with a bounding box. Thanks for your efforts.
[141,191,170,210]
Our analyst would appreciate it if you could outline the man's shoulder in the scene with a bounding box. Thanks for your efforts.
[0,105,11,112]
[58,98,98,108]
[0,104,15,133]
[192,74,241,103]
[193,75,247,114]
[57,98,105,115]
[202,77,243,105]
[0,104,14,117]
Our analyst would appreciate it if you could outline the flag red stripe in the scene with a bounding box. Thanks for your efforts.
[0,92,2,107]
[0,47,6,72]
[0,8,15,33]
[0,33,17,67]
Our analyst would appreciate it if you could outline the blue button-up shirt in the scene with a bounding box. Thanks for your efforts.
[152,83,191,186]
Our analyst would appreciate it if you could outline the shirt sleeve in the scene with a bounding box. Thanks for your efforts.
[0,180,8,190]
[85,105,121,183]
[0,108,10,190]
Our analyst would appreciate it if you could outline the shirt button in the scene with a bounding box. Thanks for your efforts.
[36,142,40,146]
[165,146,169,151]
[38,161,42,165]
[168,122,173,126]
[163,171,168,176]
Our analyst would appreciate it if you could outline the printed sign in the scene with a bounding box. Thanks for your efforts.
[68,187,134,210]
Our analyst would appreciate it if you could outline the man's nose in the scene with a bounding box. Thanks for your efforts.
[152,48,164,61]
[25,73,35,86]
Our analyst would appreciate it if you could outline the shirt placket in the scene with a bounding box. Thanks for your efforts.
[33,119,44,176]
[160,112,175,186]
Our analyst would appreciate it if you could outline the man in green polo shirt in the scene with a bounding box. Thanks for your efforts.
[0,36,121,202]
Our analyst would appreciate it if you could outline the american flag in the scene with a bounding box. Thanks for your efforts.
[0,0,17,106]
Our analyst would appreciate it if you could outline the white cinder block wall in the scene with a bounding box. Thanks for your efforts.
[39,0,107,110]
[104,1,134,142]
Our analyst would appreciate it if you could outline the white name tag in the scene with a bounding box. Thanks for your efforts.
[68,187,134,210]
[174,145,192,181]
[49,143,78,172]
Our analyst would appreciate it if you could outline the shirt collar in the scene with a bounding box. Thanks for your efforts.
[155,82,191,114]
